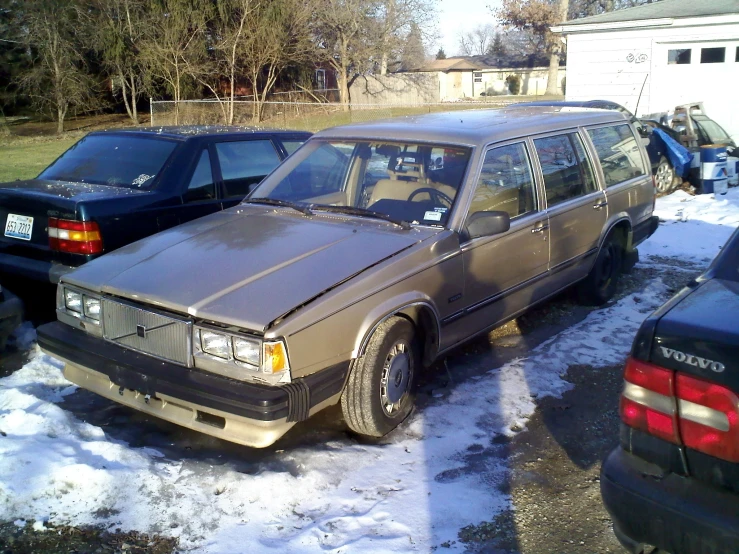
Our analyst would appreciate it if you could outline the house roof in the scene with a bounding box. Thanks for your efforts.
[406,53,556,73]
[561,0,739,27]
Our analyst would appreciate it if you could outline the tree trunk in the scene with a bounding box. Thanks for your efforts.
[545,0,570,96]
[120,71,135,122]
[130,75,138,124]
[57,105,65,134]
[337,69,350,112]
[380,53,388,76]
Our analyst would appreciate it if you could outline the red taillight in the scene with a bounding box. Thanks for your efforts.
[48,217,103,254]
[620,356,739,463]
[620,358,680,444]
[676,374,739,463]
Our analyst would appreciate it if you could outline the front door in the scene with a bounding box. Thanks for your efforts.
[448,141,550,344]
[532,131,607,286]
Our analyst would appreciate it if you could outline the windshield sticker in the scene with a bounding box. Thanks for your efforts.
[434,207,448,213]
[132,174,153,187]
[424,210,442,222]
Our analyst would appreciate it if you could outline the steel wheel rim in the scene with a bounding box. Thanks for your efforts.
[380,340,412,417]
[655,163,673,192]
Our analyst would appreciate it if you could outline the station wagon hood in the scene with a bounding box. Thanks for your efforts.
[63,208,433,332]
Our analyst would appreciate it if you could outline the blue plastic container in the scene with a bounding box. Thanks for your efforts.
[700,144,728,195]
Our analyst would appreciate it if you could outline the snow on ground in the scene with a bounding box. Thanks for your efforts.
[1,188,738,552]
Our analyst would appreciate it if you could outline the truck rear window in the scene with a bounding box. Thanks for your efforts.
[38,135,178,189]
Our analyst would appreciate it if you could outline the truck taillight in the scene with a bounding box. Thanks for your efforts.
[48,218,103,255]
[620,356,739,463]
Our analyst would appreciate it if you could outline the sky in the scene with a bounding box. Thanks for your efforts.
[436,0,502,57]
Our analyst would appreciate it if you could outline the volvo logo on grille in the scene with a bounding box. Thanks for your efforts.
[136,325,147,339]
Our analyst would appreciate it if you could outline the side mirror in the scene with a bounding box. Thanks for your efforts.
[466,210,510,239]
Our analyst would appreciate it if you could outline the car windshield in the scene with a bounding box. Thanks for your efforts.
[249,140,472,227]
[692,115,732,144]
[38,134,178,189]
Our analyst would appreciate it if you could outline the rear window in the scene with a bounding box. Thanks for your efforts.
[587,124,647,187]
[38,135,178,189]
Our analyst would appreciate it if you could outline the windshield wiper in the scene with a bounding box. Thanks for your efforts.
[311,205,411,230]
[243,197,313,216]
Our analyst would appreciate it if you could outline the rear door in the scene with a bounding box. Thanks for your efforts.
[170,145,223,228]
[585,123,652,228]
[532,131,607,285]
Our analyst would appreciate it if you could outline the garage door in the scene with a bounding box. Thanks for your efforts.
[651,41,739,142]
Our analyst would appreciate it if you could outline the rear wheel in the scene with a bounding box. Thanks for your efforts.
[577,234,624,306]
[655,157,677,194]
[341,316,417,437]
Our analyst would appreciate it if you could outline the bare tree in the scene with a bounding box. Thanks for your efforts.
[376,0,437,75]
[17,0,97,133]
[241,0,315,121]
[312,0,379,110]
[457,24,496,56]
[140,0,211,123]
[93,0,151,124]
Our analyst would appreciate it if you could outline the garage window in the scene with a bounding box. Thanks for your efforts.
[668,49,691,64]
[736,46,739,62]
[701,47,725,63]
[587,125,647,187]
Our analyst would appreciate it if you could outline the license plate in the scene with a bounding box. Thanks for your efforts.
[4,213,34,241]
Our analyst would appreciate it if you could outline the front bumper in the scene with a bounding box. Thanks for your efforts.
[0,252,75,283]
[601,447,739,554]
[38,321,349,448]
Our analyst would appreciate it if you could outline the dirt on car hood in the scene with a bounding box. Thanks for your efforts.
[63,205,435,332]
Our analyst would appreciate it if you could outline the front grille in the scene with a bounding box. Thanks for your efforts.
[102,298,192,367]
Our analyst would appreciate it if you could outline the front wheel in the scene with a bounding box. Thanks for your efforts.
[577,235,623,306]
[654,157,677,194]
[341,316,418,437]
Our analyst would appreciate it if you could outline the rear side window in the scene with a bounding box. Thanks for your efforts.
[215,140,281,198]
[471,142,536,219]
[533,133,597,207]
[587,125,647,187]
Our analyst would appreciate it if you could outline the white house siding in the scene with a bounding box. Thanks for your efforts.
[564,15,739,142]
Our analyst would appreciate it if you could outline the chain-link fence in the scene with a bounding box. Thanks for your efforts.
[149,98,530,132]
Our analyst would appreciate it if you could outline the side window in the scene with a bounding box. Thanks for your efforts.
[184,149,215,203]
[587,124,647,187]
[534,133,597,207]
[469,142,536,219]
[215,140,282,198]
[281,140,306,156]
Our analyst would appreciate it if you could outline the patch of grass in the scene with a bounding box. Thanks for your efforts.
[0,136,79,182]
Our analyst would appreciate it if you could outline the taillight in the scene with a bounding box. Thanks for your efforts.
[48,218,103,254]
[677,374,739,463]
[620,356,739,463]
[620,358,680,444]
[651,175,657,210]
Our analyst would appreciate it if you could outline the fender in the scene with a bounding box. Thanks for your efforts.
[354,294,442,362]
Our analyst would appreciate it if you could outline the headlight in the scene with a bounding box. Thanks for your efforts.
[58,285,102,330]
[64,290,83,314]
[83,296,101,321]
[194,326,291,383]
[200,330,231,359]
[233,336,260,367]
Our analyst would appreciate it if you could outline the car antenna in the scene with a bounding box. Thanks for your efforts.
[634,73,648,117]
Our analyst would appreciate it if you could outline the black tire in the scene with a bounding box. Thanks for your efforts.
[577,234,624,306]
[341,316,418,437]
[654,156,677,194]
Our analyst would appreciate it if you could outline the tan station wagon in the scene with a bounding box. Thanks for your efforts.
[38,107,658,448]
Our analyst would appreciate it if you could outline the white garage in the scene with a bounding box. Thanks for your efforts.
[554,0,739,142]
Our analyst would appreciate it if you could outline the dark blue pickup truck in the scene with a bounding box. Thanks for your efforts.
[0,126,310,283]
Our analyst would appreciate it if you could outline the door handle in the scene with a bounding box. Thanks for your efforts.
[531,224,549,234]
[593,200,608,209]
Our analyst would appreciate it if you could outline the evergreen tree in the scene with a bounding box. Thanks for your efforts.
[436,47,446,60]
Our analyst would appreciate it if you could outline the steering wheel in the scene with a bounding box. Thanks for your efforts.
[407,187,453,207]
